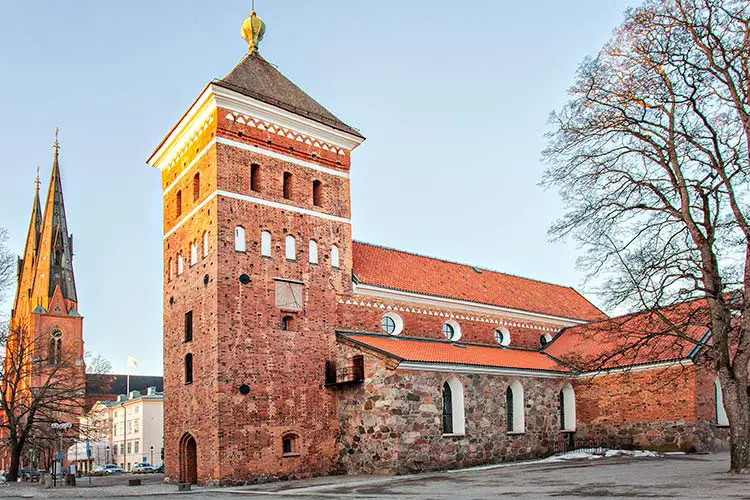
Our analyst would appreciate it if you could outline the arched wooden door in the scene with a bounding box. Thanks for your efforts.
[179,433,197,484]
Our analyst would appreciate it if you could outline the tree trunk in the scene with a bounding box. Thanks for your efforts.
[7,444,21,482]
[722,374,750,473]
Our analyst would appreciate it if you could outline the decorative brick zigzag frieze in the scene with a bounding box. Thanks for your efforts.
[338,298,559,333]
[225,112,347,156]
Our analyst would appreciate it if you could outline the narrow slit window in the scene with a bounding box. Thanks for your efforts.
[202,231,209,258]
[176,190,182,217]
[283,172,292,200]
[185,353,193,385]
[185,310,193,342]
[250,164,260,192]
[190,242,198,266]
[193,173,200,202]
[312,180,322,207]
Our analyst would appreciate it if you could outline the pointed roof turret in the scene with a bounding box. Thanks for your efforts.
[11,172,44,318]
[33,131,78,305]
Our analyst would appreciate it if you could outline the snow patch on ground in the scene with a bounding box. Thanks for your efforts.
[542,449,663,463]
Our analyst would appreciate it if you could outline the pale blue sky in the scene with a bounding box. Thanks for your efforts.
[0,1,633,375]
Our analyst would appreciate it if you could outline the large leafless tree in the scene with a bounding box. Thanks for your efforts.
[0,320,87,481]
[543,0,750,473]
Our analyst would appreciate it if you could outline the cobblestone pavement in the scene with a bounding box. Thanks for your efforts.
[0,453,747,499]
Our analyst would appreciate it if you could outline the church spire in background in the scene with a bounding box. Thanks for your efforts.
[33,130,78,306]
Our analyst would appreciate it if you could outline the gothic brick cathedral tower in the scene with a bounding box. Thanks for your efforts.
[148,11,364,484]
[6,137,86,468]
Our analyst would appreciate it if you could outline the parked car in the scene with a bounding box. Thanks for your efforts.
[93,464,124,475]
[153,464,164,473]
[19,469,40,482]
[132,463,155,474]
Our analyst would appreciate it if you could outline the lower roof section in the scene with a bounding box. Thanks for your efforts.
[337,331,570,376]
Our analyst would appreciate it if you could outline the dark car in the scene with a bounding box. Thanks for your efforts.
[19,469,40,482]
[154,464,164,473]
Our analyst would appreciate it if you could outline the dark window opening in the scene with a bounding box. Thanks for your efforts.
[48,337,62,365]
[281,315,294,331]
[283,172,292,200]
[176,190,182,217]
[506,387,514,432]
[540,334,549,347]
[193,173,200,202]
[559,390,565,430]
[442,382,453,434]
[185,353,193,385]
[282,435,297,455]
[250,164,260,192]
[185,311,193,342]
[352,355,364,381]
[312,180,322,207]
[325,361,336,385]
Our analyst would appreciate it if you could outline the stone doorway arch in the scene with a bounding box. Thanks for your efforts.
[178,433,197,484]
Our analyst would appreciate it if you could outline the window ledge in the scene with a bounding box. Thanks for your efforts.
[442,433,465,437]
[282,453,300,458]
[506,431,525,435]
[561,429,576,433]
[716,424,731,428]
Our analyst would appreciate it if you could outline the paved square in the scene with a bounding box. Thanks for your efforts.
[1,453,747,499]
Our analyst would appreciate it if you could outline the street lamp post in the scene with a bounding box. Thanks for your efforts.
[106,446,110,465]
[150,446,154,465]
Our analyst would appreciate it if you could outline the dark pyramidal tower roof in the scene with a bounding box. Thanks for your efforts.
[215,52,363,138]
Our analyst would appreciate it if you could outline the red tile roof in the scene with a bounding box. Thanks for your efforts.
[544,299,711,371]
[339,332,569,373]
[351,242,606,321]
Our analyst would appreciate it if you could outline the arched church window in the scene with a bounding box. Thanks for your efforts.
[261,231,272,257]
[442,377,465,435]
[177,252,184,276]
[560,383,576,431]
[506,381,525,433]
[285,235,296,260]
[190,242,198,266]
[308,240,318,264]
[202,231,209,258]
[715,377,729,426]
[330,245,340,269]
[235,227,246,252]
[48,330,62,365]
[168,258,174,282]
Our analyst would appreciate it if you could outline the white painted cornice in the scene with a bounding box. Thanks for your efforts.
[148,82,365,172]
[353,283,590,327]
[212,84,365,151]
[577,358,694,378]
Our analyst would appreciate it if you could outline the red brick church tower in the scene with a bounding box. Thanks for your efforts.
[148,11,364,484]
[6,134,86,468]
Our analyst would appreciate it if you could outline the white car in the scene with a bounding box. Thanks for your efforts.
[93,464,124,475]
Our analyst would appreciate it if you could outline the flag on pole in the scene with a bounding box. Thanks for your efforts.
[128,355,138,368]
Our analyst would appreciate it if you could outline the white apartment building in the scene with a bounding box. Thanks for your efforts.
[73,386,164,472]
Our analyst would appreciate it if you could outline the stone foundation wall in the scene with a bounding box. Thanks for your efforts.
[574,420,729,452]
[336,344,573,474]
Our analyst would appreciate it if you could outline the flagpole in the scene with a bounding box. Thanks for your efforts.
[126,355,130,395]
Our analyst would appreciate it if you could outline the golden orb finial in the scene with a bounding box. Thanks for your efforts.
[241,10,266,54]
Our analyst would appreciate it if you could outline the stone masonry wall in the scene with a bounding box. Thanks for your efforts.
[335,343,572,474]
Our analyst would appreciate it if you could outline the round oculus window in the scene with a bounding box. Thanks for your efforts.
[380,312,403,336]
[443,323,455,341]
[381,316,396,334]
[495,327,511,346]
